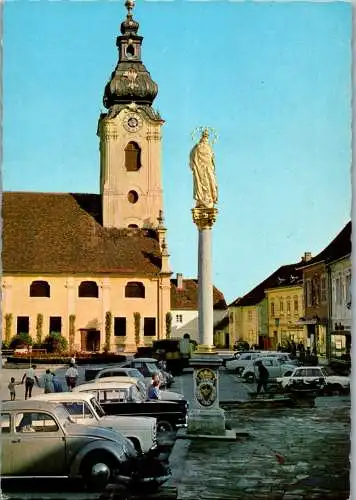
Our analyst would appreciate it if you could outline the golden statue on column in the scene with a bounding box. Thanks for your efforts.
[190,128,218,209]
[190,127,218,229]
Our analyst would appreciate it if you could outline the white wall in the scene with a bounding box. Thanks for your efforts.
[171,309,227,343]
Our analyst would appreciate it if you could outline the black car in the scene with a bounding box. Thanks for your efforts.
[73,380,188,433]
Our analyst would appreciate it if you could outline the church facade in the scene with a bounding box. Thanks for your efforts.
[2,1,172,353]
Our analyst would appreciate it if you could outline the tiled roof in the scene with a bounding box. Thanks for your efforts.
[2,192,162,275]
[214,314,229,331]
[297,221,351,268]
[170,279,227,310]
[229,263,304,308]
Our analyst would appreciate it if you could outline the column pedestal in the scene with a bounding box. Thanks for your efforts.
[187,355,225,435]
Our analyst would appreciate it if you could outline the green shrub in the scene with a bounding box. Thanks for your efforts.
[9,333,33,349]
[43,332,68,353]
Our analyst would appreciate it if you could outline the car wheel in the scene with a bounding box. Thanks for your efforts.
[82,451,117,491]
[128,437,142,454]
[330,384,343,396]
[244,373,255,383]
[157,420,174,433]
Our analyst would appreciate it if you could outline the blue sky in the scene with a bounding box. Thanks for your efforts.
[3,1,352,304]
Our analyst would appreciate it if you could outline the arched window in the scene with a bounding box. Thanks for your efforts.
[78,281,99,298]
[125,142,141,171]
[128,224,139,228]
[30,281,50,298]
[125,282,145,298]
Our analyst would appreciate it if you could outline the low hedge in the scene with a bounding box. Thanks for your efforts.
[6,353,128,365]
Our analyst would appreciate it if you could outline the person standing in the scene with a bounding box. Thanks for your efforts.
[21,365,40,399]
[52,373,63,393]
[43,369,55,394]
[179,333,193,369]
[147,376,161,400]
[65,361,79,391]
[8,377,22,401]
[255,360,269,394]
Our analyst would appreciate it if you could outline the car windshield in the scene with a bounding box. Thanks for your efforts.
[321,368,328,377]
[146,363,158,373]
[90,397,106,417]
[53,405,74,425]
[128,368,144,379]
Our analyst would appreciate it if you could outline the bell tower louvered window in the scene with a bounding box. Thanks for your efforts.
[125,142,141,171]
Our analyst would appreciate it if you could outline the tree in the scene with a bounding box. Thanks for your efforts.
[36,313,43,345]
[105,311,112,353]
[134,312,141,346]
[4,313,13,345]
[165,312,172,339]
[69,314,76,354]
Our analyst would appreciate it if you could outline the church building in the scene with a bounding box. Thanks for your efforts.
[2,1,172,352]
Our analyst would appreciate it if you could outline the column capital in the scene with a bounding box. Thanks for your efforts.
[192,207,218,230]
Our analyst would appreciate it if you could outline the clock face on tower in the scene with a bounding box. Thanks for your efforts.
[123,113,143,133]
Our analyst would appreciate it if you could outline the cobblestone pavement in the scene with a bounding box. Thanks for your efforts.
[171,370,350,500]
[1,364,351,500]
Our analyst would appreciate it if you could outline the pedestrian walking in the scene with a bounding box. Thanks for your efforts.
[65,361,79,391]
[8,377,22,401]
[21,365,40,400]
[43,369,55,394]
[255,360,269,394]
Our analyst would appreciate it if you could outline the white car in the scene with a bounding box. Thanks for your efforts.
[225,351,295,375]
[94,376,185,402]
[277,366,351,394]
[94,367,144,381]
[33,392,157,454]
[225,352,263,374]
[241,356,296,382]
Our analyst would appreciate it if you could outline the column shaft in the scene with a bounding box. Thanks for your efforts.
[198,227,214,346]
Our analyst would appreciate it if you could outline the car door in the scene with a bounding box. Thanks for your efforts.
[238,354,251,368]
[262,359,275,377]
[1,412,13,475]
[291,368,306,383]
[12,411,67,476]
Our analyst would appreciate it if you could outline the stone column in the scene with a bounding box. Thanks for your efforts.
[188,207,225,436]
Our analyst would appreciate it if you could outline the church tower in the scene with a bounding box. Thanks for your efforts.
[98,0,164,229]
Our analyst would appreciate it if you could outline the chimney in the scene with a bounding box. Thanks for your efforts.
[176,273,183,289]
[302,252,312,262]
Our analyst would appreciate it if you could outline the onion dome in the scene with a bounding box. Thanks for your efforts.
[103,0,158,108]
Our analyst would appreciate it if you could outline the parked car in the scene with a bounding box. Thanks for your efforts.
[73,381,188,433]
[94,367,145,382]
[120,358,171,388]
[92,376,185,402]
[222,350,255,368]
[1,399,137,490]
[226,351,297,374]
[277,366,351,394]
[225,351,263,374]
[241,356,296,382]
[33,392,157,454]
